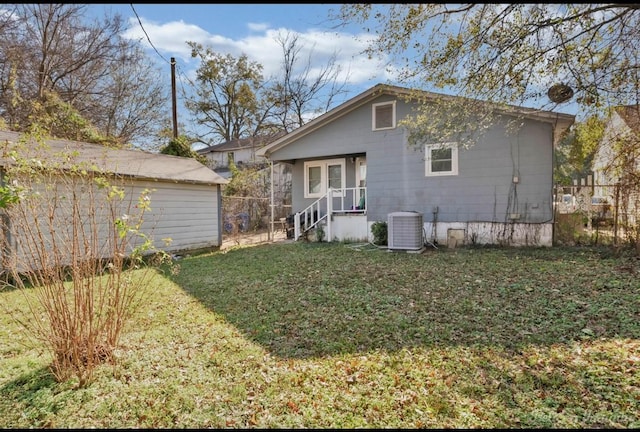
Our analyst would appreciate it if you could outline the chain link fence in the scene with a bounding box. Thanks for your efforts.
[553,183,639,249]
[221,196,292,244]
[220,162,292,244]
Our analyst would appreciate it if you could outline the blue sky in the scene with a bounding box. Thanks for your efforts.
[93,4,392,105]
[89,3,580,132]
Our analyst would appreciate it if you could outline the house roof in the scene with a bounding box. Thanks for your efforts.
[256,83,576,158]
[197,132,285,155]
[0,130,228,186]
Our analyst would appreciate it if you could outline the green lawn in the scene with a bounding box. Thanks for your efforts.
[1,242,639,428]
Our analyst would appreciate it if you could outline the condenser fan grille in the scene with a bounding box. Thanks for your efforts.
[388,211,423,250]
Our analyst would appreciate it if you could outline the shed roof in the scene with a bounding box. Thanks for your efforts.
[0,130,228,186]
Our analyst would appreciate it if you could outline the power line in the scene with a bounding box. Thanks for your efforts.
[126,4,214,142]
[127,5,197,99]
[129,3,170,64]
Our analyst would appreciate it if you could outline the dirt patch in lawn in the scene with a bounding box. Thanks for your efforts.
[221,228,292,250]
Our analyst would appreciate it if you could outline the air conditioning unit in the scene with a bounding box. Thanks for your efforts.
[388,211,423,250]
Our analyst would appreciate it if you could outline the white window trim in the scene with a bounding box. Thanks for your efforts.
[304,158,346,198]
[372,101,396,131]
[425,142,459,176]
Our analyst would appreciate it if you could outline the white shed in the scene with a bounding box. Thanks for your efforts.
[0,130,228,270]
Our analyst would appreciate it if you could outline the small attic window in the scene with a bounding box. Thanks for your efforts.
[372,101,396,131]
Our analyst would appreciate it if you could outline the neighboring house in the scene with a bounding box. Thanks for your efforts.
[592,105,640,226]
[197,135,275,179]
[0,130,228,270]
[257,83,575,248]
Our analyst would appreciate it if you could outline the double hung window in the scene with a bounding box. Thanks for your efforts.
[425,142,459,176]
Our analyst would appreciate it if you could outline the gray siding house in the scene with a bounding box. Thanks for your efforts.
[257,84,575,247]
[0,130,228,270]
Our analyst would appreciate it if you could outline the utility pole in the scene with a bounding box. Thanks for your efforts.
[171,57,178,139]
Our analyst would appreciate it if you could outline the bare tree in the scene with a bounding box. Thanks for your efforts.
[85,44,170,147]
[266,31,349,132]
[0,4,170,146]
[184,32,351,146]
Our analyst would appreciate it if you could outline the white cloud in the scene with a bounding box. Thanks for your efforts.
[247,22,269,32]
[121,17,391,86]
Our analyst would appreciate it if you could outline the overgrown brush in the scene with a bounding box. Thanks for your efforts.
[0,134,172,387]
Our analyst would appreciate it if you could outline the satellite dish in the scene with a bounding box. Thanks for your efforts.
[548,83,574,103]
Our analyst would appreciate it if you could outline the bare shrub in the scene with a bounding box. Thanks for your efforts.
[0,136,172,387]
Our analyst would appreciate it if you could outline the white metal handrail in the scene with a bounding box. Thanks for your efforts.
[294,187,366,241]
